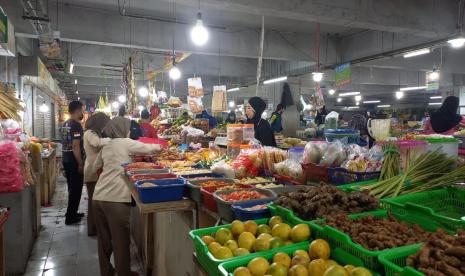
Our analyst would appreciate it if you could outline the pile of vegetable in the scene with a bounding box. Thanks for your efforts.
[220,190,267,202]
[407,229,465,275]
[195,180,234,188]
[274,185,379,220]
[406,164,465,194]
[321,214,433,251]
[379,142,400,180]
[360,150,454,198]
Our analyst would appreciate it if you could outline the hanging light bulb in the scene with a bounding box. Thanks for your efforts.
[138,105,144,111]
[118,95,126,103]
[229,101,235,108]
[39,102,49,112]
[69,61,74,74]
[190,12,209,46]
[395,91,404,99]
[112,101,119,109]
[427,70,440,81]
[169,65,181,80]
[312,72,323,82]
[337,97,342,103]
[355,95,362,102]
[138,86,149,97]
[328,89,335,95]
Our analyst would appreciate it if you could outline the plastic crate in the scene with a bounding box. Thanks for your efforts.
[308,209,452,273]
[201,184,252,213]
[187,178,236,205]
[213,188,277,222]
[328,167,381,185]
[219,242,381,276]
[231,200,273,221]
[378,245,423,276]
[189,212,311,276]
[301,162,330,183]
[134,178,186,203]
[381,187,465,232]
[129,173,178,183]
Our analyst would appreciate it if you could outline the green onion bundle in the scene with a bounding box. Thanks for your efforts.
[360,150,455,198]
[379,142,400,181]
[403,164,465,194]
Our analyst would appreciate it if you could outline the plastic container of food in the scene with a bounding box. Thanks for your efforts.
[415,136,460,159]
[288,147,305,162]
[129,173,178,183]
[324,129,360,144]
[226,143,241,158]
[134,178,186,203]
[242,124,255,143]
[186,178,236,205]
[213,188,277,222]
[231,199,272,221]
[200,184,252,213]
[227,124,244,144]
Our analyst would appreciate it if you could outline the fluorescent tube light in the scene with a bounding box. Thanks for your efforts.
[348,106,359,109]
[448,37,465,48]
[377,105,391,108]
[428,102,442,106]
[403,48,430,58]
[363,100,381,104]
[263,76,287,85]
[399,86,426,91]
[430,96,442,99]
[339,92,360,97]
[69,62,74,74]
[227,87,240,92]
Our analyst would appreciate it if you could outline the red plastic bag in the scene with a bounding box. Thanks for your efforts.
[0,142,23,193]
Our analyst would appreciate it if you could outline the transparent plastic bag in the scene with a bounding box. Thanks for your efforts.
[324,111,339,129]
[303,141,322,164]
[320,140,346,166]
[274,159,303,179]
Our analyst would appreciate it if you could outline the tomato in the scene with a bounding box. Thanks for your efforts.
[220,190,266,202]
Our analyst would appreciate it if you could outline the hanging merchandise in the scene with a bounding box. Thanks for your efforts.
[187,77,204,97]
[211,85,227,112]
[0,82,23,122]
[188,96,204,113]
[0,141,23,193]
[125,57,137,114]
[280,83,294,108]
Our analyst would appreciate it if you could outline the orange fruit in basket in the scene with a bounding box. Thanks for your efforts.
[238,232,256,251]
[233,267,252,276]
[344,265,355,274]
[293,249,310,260]
[273,252,291,268]
[272,223,292,241]
[253,237,270,252]
[231,220,245,236]
[290,224,311,243]
[247,257,270,276]
[215,228,233,245]
[289,264,308,276]
[208,242,221,254]
[267,262,288,276]
[233,248,250,257]
[201,235,215,245]
[349,267,373,276]
[308,258,328,275]
[291,255,310,267]
[323,265,349,276]
[269,216,283,228]
[244,220,258,235]
[257,224,272,235]
[309,239,331,260]
[213,246,233,260]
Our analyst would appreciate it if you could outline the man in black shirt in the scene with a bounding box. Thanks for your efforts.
[61,101,85,225]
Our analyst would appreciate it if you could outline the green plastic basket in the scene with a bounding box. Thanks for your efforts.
[307,209,449,273]
[381,187,465,232]
[378,245,424,276]
[189,209,311,276]
[218,241,381,276]
[335,179,377,192]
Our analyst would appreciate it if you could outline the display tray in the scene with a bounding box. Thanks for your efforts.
[201,184,252,213]
[219,241,380,276]
[308,209,454,273]
[381,187,465,232]
[189,210,311,276]
[134,178,186,203]
[186,178,236,205]
[231,199,272,221]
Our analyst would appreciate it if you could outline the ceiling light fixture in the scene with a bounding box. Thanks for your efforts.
[138,86,149,97]
[403,48,431,58]
[448,37,465,48]
[328,89,335,95]
[428,102,442,106]
[356,101,360,106]
[75,91,79,94]
[229,101,235,108]
[427,70,440,81]
[396,91,404,99]
[39,102,49,112]
[74,79,77,85]
[430,96,442,99]
[399,86,427,91]
[363,100,381,104]
[227,87,240,92]
[118,95,126,103]
[339,92,360,97]
[377,105,391,108]
[77,97,80,100]
[112,101,119,109]
[337,97,342,103]
[312,72,323,82]
[263,76,287,85]
[69,61,74,74]
[169,65,181,80]
[190,12,209,46]
[355,95,362,102]
[348,106,359,109]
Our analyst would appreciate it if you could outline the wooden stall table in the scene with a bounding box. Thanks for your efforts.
[0,211,9,276]
[39,149,57,206]
[128,180,199,276]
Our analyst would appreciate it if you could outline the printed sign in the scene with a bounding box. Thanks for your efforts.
[335,62,351,87]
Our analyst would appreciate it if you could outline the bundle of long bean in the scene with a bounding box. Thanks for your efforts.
[360,150,454,198]
[379,142,400,180]
[403,164,465,194]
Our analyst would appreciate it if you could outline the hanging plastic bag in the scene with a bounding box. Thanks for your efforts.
[324,111,339,129]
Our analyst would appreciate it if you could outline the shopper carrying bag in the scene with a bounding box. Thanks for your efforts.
[83,112,110,236]
[90,117,161,276]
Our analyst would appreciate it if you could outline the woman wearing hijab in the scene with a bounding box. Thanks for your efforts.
[246,97,277,147]
[83,112,111,236]
[91,117,161,276]
[424,96,465,135]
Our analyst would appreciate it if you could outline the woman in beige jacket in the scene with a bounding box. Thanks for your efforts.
[83,112,110,236]
[91,117,161,276]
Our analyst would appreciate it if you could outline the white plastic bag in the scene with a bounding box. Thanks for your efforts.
[325,111,339,129]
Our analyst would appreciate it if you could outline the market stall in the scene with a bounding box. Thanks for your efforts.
[118,116,465,276]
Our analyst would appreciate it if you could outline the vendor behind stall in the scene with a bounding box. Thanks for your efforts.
[196,109,217,129]
[246,97,277,147]
[424,96,465,135]
[139,109,157,138]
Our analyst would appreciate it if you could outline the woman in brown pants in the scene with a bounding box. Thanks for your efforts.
[91,117,161,276]
[83,112,110,236]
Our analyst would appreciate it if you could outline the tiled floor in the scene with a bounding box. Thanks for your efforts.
[24,176,143,276]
